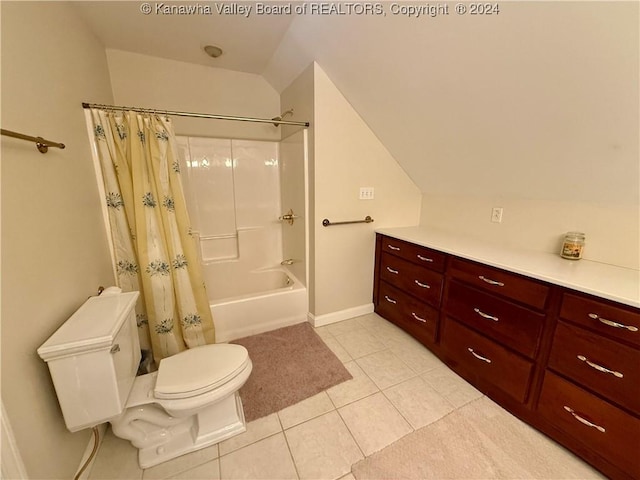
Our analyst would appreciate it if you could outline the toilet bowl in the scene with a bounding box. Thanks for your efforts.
[38,290,252,468]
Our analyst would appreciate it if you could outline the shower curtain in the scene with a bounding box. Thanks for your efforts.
[89,109,215,361]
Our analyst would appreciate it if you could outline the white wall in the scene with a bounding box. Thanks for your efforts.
[281,63,422,319]
[1,3,115,478]
[264,2,639,271]
[106,49,282,141]
[421,196,639,269]
[312,64,422,318]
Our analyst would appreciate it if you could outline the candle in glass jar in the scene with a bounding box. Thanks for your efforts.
[561,232,585,260]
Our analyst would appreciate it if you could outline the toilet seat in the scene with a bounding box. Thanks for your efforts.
[155,344,249,400]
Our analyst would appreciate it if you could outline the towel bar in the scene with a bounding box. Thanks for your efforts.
[1,128,65,154]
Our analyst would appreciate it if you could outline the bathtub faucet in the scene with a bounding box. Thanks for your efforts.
[280,259,295,265]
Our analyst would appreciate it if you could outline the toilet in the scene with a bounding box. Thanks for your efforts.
[37,290,252,468]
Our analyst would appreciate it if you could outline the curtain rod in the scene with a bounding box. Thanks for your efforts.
[82,103,310,127]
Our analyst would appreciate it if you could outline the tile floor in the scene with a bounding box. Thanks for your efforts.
[87,313,592,480]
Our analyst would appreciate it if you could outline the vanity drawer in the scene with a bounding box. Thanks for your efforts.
[449,257,549,309]
[441,317,534,403]
[380,236,446,272]
[560,293,640,348]
[377,282,438,344]
[380,253,443,308]
[548,321,640,416]
[537,371,640,480]
[445,281,544,359]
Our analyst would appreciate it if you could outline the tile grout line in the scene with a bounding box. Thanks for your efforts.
[281,442,302,480]
[334,335,427,457]
[334,402,367,461]
[379,385,419,433]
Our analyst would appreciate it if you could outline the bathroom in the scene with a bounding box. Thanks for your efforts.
[2,2,638,479]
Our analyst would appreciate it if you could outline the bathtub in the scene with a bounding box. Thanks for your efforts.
[205,265,308,343]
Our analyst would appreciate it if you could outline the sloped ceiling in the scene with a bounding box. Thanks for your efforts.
[264,2,639,205]
[75,2,639,204]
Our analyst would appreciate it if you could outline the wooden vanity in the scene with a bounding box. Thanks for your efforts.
[373,228,640,480]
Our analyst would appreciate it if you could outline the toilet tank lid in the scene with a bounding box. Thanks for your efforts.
[37,291,140,362]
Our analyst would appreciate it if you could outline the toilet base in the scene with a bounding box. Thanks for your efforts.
[135,393,247,469]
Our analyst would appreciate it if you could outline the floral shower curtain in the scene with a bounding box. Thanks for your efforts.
[89,108,215,361]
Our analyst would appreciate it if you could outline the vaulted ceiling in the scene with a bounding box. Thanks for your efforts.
[75,2,639,204]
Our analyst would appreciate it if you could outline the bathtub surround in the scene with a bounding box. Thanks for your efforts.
[178,134,309,342]
[231,322,352,422]
[279,129,308,286]
[178,137,283,271]
[89,109,215,361]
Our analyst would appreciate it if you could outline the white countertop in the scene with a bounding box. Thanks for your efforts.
[376,226,640,308]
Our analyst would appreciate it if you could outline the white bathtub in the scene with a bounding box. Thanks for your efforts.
[205,265,308,343]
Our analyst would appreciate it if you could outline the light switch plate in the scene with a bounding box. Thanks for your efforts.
[360,187,374,200]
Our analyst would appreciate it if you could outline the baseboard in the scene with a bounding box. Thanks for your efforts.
[75,423,108,480]
[308,303,374,327]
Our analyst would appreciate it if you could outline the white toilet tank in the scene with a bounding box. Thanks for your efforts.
[38,291,141,432]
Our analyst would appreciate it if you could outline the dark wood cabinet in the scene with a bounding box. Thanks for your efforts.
[560,293,640,348]
[537,372,640,480]
[380,236,446,272]
[548,321,640,416]
[445,280,545,359]
[377,282,438,344]
[440,317,535,403]
[375,235,445,347]
[373,233,640,479]
[380,253,443,307]
[449,257,549,309]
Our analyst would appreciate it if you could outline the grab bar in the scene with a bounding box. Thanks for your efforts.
[322,216,374,227]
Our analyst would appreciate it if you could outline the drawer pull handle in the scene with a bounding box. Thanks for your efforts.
[563,406,606,433]
[411,312,427,323]
[387,244,401,251]
[467,348,492,364]
[588,313,638,332]
[384,295,397,304]
[473,308,499,322]
[478,275,505,287]
[386,267,399,275]
[414,280,431,289]
[417,254,434,263]
[577,355,624,378]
